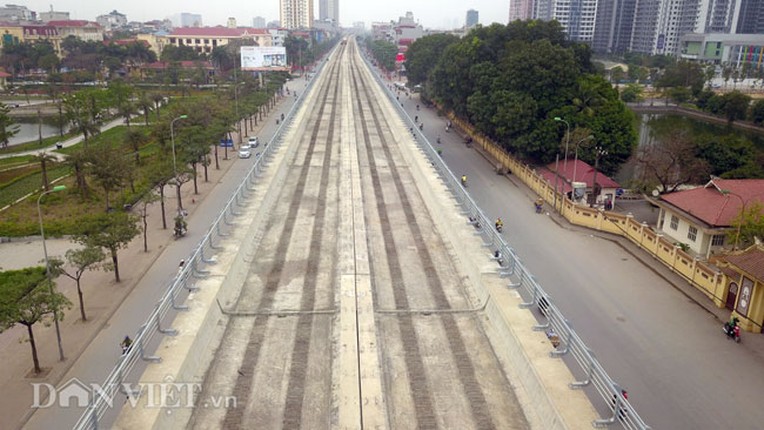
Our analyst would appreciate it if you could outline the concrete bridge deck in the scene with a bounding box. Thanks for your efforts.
[114,38,597,430]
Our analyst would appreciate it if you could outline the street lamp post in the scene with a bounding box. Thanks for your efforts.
[554,117,571,174]
[572,135,595,185]
[37,184,66,362]
[590,146,608,207]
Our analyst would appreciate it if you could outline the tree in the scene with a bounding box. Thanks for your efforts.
[63,91,103,143]
[0,267,71,374]
[73,212,140,283]
[32,152,57,191]
[750,99,764,125]
[136,91,153,125]
[405,33,460,86]
[146,157,174,230]
[0,102,19,148]
[620,83,643,103]
[720,91,751,124]
[50,246,105,321]
[108,80,136,127]
[138,191,160,252]
[728,202,764,249]
[87,143,131,211]
[636,129,710,193]
[160,45,201,62]
[124,128,148,165]
[64,149,91,197]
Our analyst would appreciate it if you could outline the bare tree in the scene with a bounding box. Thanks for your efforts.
[636,130,710,194]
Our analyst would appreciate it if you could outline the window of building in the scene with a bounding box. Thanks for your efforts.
[670,215,679,230]
[712,234,725,247]
[195,39,200,44]
[688,226,697,241]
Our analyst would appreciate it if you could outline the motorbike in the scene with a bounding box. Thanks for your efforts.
[723,322,741,342]
[173,226,187,238]
[535,199,543,213]
[495,223,503,233]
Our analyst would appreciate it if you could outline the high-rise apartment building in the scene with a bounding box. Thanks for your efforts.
[593,0,637,54]
[253,16,266,28]
[281,0,314,29]
[319,0,339,24]
[736,0,764,33]
[466,9,479,28]
[509,0,535,21]
[535,0,598,43]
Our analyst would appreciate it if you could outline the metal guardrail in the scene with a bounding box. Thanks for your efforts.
[362,54,651,429]
[71,63,327,430]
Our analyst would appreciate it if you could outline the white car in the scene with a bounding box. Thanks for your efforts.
[247,136,259,147]
[238,149,252,159]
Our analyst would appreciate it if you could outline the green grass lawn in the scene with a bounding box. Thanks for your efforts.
[0,165,69,209]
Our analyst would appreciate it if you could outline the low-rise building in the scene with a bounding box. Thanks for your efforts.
[540,159,621,209]
[715,245,764,333]
[652,178,764,258]
[47,20,103,43]
[96,10,128,31]
[680,33,764,68]
[162,27,273,55]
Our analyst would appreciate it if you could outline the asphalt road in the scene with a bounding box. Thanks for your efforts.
[396,83,764,428]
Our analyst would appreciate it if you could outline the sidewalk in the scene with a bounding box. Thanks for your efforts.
[0,92,293,430]
[465,127,764,356]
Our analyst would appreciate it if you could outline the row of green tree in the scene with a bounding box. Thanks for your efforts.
[404,20,637,176]
[0,33,338,85]
[0,71,289,373]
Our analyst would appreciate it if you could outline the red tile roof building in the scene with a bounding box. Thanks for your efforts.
[660,179,764,227]
[652,178,764,257]
[163,27,273,55]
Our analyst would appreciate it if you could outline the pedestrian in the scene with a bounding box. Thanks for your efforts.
[178,259,186,275]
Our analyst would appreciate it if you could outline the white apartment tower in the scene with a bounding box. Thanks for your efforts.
[509,0,535,21]
[281,0,314,29]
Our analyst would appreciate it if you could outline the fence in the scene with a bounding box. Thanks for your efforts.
[363,55,651,429]
[446,114,729,315]
[71,62,326,430]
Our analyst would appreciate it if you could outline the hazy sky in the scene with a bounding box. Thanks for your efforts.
[25,1,509,29]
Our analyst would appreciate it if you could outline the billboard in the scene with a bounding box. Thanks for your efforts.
[240,46,289,71]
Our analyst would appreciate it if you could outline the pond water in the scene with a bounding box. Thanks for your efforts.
[6,118,60,147]
[615,112,764,184]
[636,113,764,152]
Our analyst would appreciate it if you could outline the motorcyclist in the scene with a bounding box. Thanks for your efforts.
[495,217,504,231]
[416,104,420,111]
[461,174,467,186]
[120,335,133,354]
[415,115,418,123]
[436,135,441,144]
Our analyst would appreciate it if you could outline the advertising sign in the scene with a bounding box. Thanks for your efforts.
[240,46,289,71]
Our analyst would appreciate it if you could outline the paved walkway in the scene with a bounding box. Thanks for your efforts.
[0,91,295,430]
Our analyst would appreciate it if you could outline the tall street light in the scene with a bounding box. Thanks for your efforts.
[590,146,608,207]
[554,117,571,174]
[37,184,66,361]
[572,135,595,185]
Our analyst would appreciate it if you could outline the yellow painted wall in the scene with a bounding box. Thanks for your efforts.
[450,115,754,330]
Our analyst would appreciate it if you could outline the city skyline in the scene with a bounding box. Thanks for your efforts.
[21,1,510,29]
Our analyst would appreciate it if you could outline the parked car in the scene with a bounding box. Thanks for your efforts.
[238,149,251,159]
[240,143,250,150]
[248,136,259,147]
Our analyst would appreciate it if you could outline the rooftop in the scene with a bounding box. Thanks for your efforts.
[660,179,764,227]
